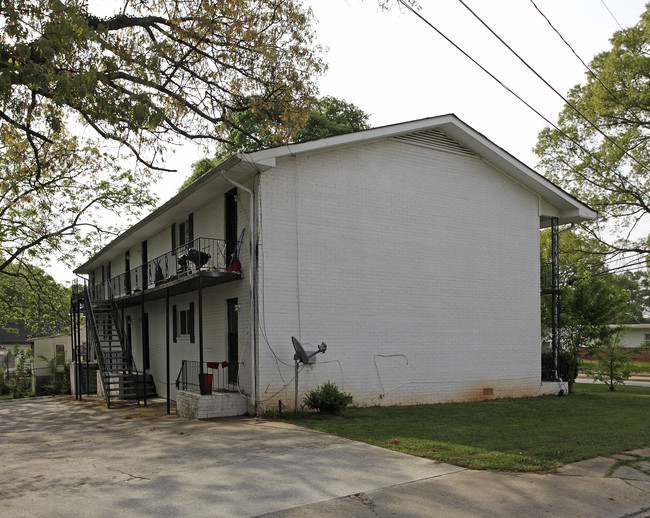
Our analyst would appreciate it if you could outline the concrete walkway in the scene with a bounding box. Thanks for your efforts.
[1,396,649,517]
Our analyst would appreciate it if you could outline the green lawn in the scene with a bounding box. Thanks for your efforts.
[284,384,650,472]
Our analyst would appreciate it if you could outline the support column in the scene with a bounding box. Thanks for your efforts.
[141,290,147,406]
[76,295,83,401]
[70,299,78,400]
[198,274,205,394]
[551,217,560,381]
[166,288,170,414]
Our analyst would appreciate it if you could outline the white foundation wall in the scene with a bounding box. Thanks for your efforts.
[256,139,543,409]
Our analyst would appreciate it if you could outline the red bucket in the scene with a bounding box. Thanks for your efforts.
[200,373,213,395]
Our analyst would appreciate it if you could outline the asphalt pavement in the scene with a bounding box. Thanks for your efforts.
[1,396,649,517]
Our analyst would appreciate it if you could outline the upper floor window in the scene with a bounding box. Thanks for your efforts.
[172,213,193,250]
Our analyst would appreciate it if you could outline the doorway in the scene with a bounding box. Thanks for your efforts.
[227,298,238,384]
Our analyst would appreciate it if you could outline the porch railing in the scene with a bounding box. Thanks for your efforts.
[175,360,234,394]
[89,237,237,300]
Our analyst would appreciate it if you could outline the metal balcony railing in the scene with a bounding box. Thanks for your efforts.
[175,360,234,394]
[88,237,238,300]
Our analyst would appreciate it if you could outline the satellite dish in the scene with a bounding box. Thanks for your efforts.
[292,336,310,364]
[292,337,328,364]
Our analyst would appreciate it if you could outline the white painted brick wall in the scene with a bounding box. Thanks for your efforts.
[176,390,248,419]
[256,139,543,409]
[120,180,254,405]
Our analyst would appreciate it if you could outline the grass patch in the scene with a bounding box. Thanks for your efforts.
[281,384,650,472]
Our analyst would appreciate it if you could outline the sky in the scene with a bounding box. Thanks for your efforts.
[50,0,649,282]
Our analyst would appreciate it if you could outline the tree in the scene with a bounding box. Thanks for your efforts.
[540,229,650,335]
[180,96,371,189]
[1,0,325,274]
[559,263,628,392]
[535,6,650,257]
[5,345,33,398]
[0,261,70,337]
[587,329,637,391]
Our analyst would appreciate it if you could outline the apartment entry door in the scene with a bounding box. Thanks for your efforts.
[227,298,238,384]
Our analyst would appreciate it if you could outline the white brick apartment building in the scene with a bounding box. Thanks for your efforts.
[73,114,596,415]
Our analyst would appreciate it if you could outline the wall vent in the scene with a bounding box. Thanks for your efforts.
[392,129,478,157]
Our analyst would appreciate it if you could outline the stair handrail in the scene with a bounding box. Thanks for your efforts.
[105,281,141,403]
[82,289,111,407]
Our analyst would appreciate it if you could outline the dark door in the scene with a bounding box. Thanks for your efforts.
[143,313,150,371]
[124,250,131,293]
[142,240,148,288]
[225,188,237,266]
[227,298,238,384]
[126,316,132,360]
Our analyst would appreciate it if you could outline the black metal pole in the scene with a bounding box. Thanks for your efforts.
[84,308,89,396]
[71,297,77,400]
[142,289,147,406]
[166,288,170,414]
[294,360,299,416]
[77,296,83,401]
[198,274,204,394]
[551,217,560,381]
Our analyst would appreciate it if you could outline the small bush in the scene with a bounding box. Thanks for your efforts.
[0,369,9,396]
[541,351,578,382]
[38,353,70,395]
[303,381,351,414]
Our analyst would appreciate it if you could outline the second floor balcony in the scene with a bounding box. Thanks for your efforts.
[90,237,242,303]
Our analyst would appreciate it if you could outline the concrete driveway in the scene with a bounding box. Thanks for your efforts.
[1,396,650,517]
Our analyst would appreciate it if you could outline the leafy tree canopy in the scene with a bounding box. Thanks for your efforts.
[0,260,70,337]
[180,95,371,189]
[535,5,650,256]
[540,229,650,326]
[0,0,325,274]
[559,263,629,392]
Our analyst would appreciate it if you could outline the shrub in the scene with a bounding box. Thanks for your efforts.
[303,381,351,414]
[6,346,33,398]
[38,353,71,395]
[0,368,9,396]
[541,350,578,382]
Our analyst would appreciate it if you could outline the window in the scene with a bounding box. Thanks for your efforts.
[644,333,650,343]
[172,213,194,250]
[55,344,65,370]
[173,303,195,343]
[180,309,191,335]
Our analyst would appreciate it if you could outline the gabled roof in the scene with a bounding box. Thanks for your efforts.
[241,113,596,225]
[75,114,596,274]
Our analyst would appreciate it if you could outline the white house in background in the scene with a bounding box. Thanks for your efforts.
[73,114,596,416]
[612,324,650,349]
[30,332,74,394]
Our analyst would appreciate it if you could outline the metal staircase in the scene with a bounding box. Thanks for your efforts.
[84,291,141,407]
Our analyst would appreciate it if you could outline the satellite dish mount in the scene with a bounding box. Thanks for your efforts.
[291,336,327,414]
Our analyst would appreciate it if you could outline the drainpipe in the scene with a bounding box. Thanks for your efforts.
[220,171,257,414]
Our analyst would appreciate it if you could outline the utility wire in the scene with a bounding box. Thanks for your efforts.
[396,0,649,213]
[455,0,650,177]
[528,0,646,135]
[600,0,624,30]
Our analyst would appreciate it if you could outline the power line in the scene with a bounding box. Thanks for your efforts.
[600,0,624,30]
[528,0,646,138]
[395,0,648,201]
[454,0,650,177]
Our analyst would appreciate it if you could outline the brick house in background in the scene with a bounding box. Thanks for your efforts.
[73,114,596,416]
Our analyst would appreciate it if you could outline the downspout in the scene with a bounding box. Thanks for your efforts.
[220,170,257,414]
